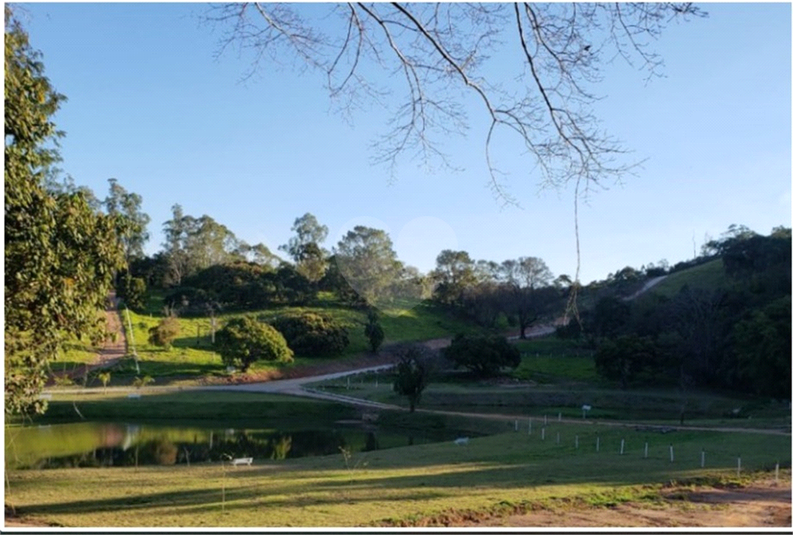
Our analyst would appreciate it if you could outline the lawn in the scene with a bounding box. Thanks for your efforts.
[109,300,483,384]
[6,417,789,527]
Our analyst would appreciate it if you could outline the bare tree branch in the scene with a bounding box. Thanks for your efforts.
[202,1,706,280]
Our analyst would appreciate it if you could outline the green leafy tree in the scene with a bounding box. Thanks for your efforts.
[594,335,664,389]
[334,226,402,307]
[364,309,385,353]
[499,257,556,338]
[431,250,477,308]
[5,10,126,416]
[279,213,329,283]
[215,316,294,372]
[117,271,147,311]
[269,312,349,358]
[104,178,150,262]
[392,347,431,412]
[443,334,521,378]
[147,317,181,350]
[732,296,791,399]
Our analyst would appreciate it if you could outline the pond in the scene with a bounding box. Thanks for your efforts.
[5,419,468,470]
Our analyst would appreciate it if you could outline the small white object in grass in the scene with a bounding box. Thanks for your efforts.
[127,393,141,399]
[231,457,253,466]
[454,437,469,446]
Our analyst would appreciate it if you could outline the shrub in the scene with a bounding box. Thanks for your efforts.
[269,312,349,358]
[215,316,293,372]
[147,317,180,350]
[443,334,521,377]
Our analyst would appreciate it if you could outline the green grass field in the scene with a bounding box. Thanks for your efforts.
[111,299,482,384]
[644,259,727,299]
[6,415,789,527]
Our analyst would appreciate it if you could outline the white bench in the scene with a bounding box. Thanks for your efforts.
[231,457,253,467]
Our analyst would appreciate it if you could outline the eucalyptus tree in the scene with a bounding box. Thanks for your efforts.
[279,212,329,283]
[334,225,402,307]
[104,178,151,262]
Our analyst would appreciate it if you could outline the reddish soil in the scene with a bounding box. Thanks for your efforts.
[455,476,791,528]
[47,293,127,384]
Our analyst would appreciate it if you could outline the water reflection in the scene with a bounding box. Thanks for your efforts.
[5,421,460,470]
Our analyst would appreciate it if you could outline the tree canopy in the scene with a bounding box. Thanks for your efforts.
[5,9,127,416]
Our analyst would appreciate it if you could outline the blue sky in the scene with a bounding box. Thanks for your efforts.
[16,2,791,284]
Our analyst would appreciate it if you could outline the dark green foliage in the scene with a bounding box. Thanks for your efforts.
[589,296,631,340]
[392,346,431,412]
[269,312,349,358]
[732,295,791,399]
[147,317,181,350]
[164,286,217,317]
[594,335,665,389]
[364,309,385,353]
[128,253,170,289]
[443,334,521,377]
[117,271,147,311]
[5,11,127,416]
[175,262,314,312]
[215,316,294,372]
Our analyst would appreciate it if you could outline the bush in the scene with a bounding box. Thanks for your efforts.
[443,334,521,378]
[215,316,293,372]
[147,317,180,350]
[269,312,349,358]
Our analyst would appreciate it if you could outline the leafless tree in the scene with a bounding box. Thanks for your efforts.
[203,2,705,293]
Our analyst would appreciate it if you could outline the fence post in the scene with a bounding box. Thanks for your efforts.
[669,444,674,463]
[541,427,546,441]
[644,442,648,459]
[556,432,560,445]
[737,456,741,477]
[596,434,600,452]
[620,439,625,455]
[701,449,705,468]
[575,435,579,449]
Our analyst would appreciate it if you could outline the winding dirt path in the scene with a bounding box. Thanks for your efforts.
[48,293,127,384]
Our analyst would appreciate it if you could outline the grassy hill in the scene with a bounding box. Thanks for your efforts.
[105,295,486,385]
[643,259,728,299]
